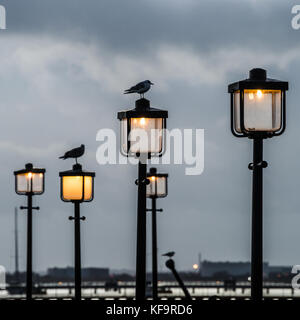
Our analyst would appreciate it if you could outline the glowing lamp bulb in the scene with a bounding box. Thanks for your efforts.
[139,118,146,126]
[249,93,254,100]
[192,264,199,270]
[256,90,263,99]
[27,172,32,179]
[151,176,155,181]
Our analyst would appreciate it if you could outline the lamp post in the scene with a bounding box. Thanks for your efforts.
[118,98,168,301]
[146,167,168,300]
[228,68,288,300]
[59,163,95,301]
[14,163,45,300]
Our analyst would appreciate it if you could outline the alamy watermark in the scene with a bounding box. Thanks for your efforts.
[0,265,5,289]
[291,5,300,29]
[96,128,204,176]
[291,265,300,290]
[0,5,6,30]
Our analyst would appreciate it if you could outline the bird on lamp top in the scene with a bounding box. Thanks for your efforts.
[59,144,85,164]
[124,80,154,98]
[162,251,175,258]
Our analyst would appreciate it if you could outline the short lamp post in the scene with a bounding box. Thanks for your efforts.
[228,68,288,301]
[146,167,168,300]
[59,163,95,301]
[14,163,45,300]
[117,98,168,301]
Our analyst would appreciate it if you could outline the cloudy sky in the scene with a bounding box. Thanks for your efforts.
[0,0,299,273]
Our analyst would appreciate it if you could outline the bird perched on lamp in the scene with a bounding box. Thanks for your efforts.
[124,80,154,98]
[59,144,85,164]
[162,251,175,258]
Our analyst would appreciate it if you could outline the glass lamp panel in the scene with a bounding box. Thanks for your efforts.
[129,118,163,154]
[83,176,93,201]
[233,91,241,132]
[16,173,32,193]
[243,89,281,132]
[32,173,43,193]
[120,119,128,155]
[62,176,83,201]
[156,177,167,197]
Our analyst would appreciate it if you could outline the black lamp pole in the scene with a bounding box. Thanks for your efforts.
[151,197,158,300]
[250,137,266,301]
[26,193,33,300]
[20,193,40,300]
[69,201,85,301]
[135,161,147,301]
[146,194,164,300]
[149,198,163,300]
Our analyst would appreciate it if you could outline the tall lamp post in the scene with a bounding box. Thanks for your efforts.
[228,68,288,300]
[117,98,168,301]
[14,163,46,300]
[146,167,168,300]
[59,163,95,301]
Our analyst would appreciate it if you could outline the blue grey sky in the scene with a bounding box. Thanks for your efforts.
[0,0,299,272]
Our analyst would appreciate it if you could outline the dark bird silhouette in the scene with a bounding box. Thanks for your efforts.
[162,251,175,258]
[59,144,85,163]
[124,80,154,98]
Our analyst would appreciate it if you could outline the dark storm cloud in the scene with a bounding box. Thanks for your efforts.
[1,0,296,53]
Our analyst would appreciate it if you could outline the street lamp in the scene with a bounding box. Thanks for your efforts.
[228,68,288,301]
[14,163,45,300]
[59,163,95,301]
[146,167,168,300]
[118,98,168,301]
[147,168,168,198]
[118,98,167,158]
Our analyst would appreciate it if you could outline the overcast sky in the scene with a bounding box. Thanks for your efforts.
[0,0,299,273]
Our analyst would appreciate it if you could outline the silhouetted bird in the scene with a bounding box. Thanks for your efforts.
[124,80,154,98]
[59,144,85,163]
[162,251,175,258]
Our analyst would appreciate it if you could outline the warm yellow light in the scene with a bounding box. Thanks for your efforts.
[192,264,199,270]
[139,118,146,126]
[151,176,156,181]
[62,176,93,201]
[39,173,43,178]
[249,93,254,100]
[83,176,93,200]
[256,90,263,99]
[27,172,32,179]
[131,117,149,128]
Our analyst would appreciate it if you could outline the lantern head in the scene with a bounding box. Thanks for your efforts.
[228,68,288,138]
[146,167,168,198]
[117,98,168,157]
[59,163,95,203]
[14,163,45,195]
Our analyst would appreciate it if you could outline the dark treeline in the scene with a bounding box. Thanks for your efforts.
[6,270,292,284]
